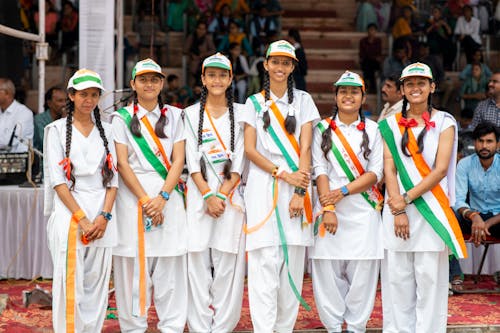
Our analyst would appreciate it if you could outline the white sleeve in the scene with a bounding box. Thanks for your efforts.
[20,107,34,141]
[231,118,245,175]
[312,125,329,178]
[45,125,67,188]
[365,124,384,182]
[240,97,257,128]
[184,111,201,174]
[299,92,320,126]
[111,116,130,145]
[104,125,119,188]
[173,110,186,143]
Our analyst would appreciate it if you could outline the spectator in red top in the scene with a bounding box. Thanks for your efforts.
[34,0,59,48]
[59,1,78,52]
[359,23,382,94]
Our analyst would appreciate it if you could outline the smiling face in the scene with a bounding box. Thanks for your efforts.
[131,73,164,103]
[69,88,100,115]
[400,76,435,105]
[201,67,232,97]
[335,85,365,115]
[264,56,295,84]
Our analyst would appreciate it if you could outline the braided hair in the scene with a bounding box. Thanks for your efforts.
[64,95,76,190]
[93,106,115,187]
[321,87,371,160]
[400,91,433,156]
[130,86,169,138]
[262,61,297,134]
[197,83,236,181]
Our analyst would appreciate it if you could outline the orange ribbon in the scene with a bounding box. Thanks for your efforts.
[59,157,72,181]
[244,178,278,234]
[66,209,86,332]
[137,195,150,316]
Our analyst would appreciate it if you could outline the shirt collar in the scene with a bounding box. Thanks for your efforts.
[335,114,361,128]
[1,100,17,114]
[270,91,289,104]
[136,103,160,119]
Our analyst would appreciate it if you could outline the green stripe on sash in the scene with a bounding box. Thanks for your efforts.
[378,119,460,258]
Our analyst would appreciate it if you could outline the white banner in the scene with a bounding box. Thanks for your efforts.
[79,0,115,114]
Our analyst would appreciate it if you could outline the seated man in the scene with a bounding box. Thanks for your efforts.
[33,86,66,152]
[454,121,500,246]
[0,78,33,153]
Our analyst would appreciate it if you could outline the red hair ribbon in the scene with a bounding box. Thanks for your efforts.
[356,122,365,131]
[160,106,167,117]
[329,119,337,131]
[398,117,418,128]
[58,157,72,181]
[133,102,139,115]
[105,153,117,171]
[422,112,435,131]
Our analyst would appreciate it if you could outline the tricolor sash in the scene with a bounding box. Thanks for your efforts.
[316,118,384,210]
[246,92,311,311]
[379,113,467,259]
[249,92,313,224]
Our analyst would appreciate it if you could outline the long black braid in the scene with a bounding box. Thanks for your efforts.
[320,105,338,160]
[93,107,114,187]
[198,86,208,181]
[262,66,297,134]
[64,95,76,190]
[400,90,433,156]
[154,94,169,138]
[222,87,235,180]
[130,91,142,137]
[358,107,372,160]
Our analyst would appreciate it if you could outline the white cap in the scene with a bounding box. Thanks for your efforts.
[334,71,365,93]
[266,40,298,61]
[67,69,105,91]
[132,58,165,79]
[400,62,433,81]
[202,52,232,74]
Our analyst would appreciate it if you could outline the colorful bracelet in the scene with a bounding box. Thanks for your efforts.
[271,166,279,178]
[216,192,228,201]
[202,189,214,201]
[323,204,336,213]
[72,209,86,223]
[468,211,479,220]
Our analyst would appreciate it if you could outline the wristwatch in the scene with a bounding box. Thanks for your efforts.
[159,191,170,201]
[294,187,306,197]
[403,192,413,205]
[100,211,112,222]
[340,185,349,196]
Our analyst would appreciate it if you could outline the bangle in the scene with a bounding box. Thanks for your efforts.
[461,208,471,219]
[158,190,170,201]
[340,185,349,196]
[271,166,279,178]
[323,204,335,212]
[100,211,112,222]
[393,209,406,216]
[468,211,479,220]
[294,187,306,196]
[202,189,214,200]
[216,192,227,201]
[72,209,86,223]
[403,192,413,205]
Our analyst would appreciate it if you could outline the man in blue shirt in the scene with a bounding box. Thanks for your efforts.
[454,121,500,246]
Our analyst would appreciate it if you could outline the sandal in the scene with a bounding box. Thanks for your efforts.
[451,277,464,292]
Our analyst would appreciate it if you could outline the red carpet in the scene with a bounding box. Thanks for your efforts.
[1,275,499,332]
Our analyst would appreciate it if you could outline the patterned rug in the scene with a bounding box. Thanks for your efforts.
[0,275,498,332]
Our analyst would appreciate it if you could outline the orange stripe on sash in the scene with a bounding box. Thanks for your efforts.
[137,196,150,316]
[141,117,172,169]
[396,113,466,256]
[244,178,278,234]
[66,209,86,332]
[205,107,228,152]
[265,93,313,223]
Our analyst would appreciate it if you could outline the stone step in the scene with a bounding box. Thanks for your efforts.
[284,9,337,18]
[282,17,353,31]
[298,31,389,51]
[280,0,357,20]
[308,58,358,70]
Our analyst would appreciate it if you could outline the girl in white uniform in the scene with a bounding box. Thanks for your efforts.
[310,71,384,333]
[240,40,320,333]
[111,59,188,333]
[44,69,118,333]
[184,53,246,333]
[379,63,466,333]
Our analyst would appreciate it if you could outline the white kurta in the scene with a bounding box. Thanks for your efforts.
[44,117,118,333]
[111,104,187,257]
[310,116,383,260]
[0,100,34,152]
[240,89,320,251]
[184,102,245,253]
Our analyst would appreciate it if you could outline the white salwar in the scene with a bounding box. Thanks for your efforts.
[310,116,383,333]
[44,118,118,333]
[184,103,246,332]
[111,104,188,333]
[380,111,457,333]
[241,89,320,332]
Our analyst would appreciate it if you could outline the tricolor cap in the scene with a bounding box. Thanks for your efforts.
[400,62,433,81]
[334,71,365,93]
[202,52,232,74]
[266,40,298,61]
[67,69,105,91]
[132,58,165,79]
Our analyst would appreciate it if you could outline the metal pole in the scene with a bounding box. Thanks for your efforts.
[37,0,46,114]
[116,0,124,90]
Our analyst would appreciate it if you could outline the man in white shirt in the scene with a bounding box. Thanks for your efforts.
[455,4,482,63]
[378,72,404,122]
[0,78,34,153]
